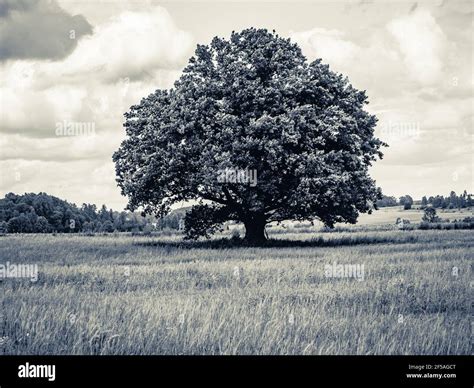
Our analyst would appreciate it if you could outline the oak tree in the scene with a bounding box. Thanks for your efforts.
[113,28,386,243]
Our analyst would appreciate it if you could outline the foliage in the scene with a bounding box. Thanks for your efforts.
[0,192,165,233]
[376,195,398,208]
[113,28,385,242]
[424,190,473,209]
[399,195,413,210]
[422,207,439,223]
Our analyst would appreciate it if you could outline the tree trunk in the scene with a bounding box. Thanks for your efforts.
[244,217,267,244]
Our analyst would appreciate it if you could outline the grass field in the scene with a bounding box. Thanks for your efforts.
[230,206,473,235]
[0,217,472,355]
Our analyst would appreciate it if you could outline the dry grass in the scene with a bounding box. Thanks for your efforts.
[0,229,471,355]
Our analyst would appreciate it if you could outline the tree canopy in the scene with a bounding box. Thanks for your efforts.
[0,192,165,233]
[113,28,386,243]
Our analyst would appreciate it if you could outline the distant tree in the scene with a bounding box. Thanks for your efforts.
[421,196,428,207]
[99,220,114,233]
[376,195,398,208]
[49,210,64,232]
[114,212,128,231]
[420,191,472,209]
[422,207,439,223]
[81,203,98,222]
[459,190,467,208]
[399,195,413,210]
[0,192,187,234]
[431,195,442,208]
[7,214,33,233]
[99,205,112,222]
[113,28,386,243]
[0,221,7,233]
[442,196,449,209]
[448,191,458,209]
[467,194,473,207]
[64,209,78,232]
[34,216,51,233]
[83,221,94,232]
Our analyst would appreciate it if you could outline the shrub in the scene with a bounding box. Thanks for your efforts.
[419,221,430,230]
[422,207,439,223]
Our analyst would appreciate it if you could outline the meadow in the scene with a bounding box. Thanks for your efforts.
[0,207,472,355]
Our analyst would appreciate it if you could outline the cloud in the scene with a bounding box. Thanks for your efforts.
[290,9,472,199]
[290,8,466,97]
[1,2,471,206]
[0,4,193,208]
[54,7,194,82]
[370,161,473,199]
[0,0,92,61]
[0,62,88,137]
[0,6,193,138]
[0,132,120,162]
[289,26,404,99]
[387,8,448,85]
[0,0,32,17]
[373,94,473,167]
[290,28,358,69]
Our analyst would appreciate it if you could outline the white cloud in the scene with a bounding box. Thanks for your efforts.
[290,13,472,199]
[0,6,193,138]
[0,132,120,162]
[0,5,194,209]
[290,28,358,68]
[289,26,403,99]
[387,8,448,85]
[56,7,193,81]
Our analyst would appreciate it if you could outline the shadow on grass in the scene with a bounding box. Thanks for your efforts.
[135,234,420,250]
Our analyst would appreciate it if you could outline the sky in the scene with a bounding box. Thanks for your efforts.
[0,0,472,210]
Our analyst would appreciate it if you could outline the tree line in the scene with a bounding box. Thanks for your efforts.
[376,190,473,210]
[0,193,183,234]
[1,191,471,234]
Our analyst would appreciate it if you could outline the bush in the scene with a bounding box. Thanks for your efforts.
[417,221,474,230]
[422,207,439,223]
[419,221,430,230]
[7,215,34,233]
